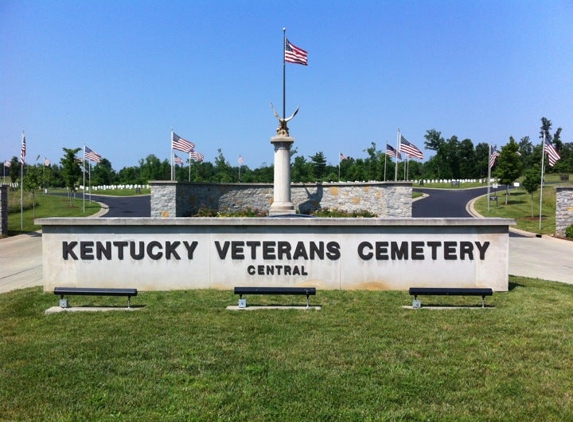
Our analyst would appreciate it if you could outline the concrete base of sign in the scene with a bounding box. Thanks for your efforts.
[36,217,514,292]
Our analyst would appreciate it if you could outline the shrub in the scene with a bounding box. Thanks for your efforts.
[566,224,573,239]
[311,208,376,218]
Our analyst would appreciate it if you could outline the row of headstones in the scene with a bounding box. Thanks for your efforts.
[79,185,150,191]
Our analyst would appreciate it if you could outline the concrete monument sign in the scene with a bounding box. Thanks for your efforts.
[37,217,513,292]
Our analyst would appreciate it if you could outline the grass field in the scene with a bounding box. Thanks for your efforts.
[6,190,101,236]
[1,277,572,421]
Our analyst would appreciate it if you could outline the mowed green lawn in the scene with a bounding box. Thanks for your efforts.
[1,277,572,421]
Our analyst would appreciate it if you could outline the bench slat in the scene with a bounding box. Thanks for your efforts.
[54,287,138,297]
[234,287,316,296]
[409,288,492,297]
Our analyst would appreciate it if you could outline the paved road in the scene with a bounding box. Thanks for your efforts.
[1,190,572,293]
[88,194,150,217]
[413,186,507,217]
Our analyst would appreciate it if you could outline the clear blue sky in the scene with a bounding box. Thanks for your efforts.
[2,0,572,171]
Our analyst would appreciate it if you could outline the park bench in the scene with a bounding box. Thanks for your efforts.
[408,287,493,309]
[233,286,316,308]
[54,287,138,309]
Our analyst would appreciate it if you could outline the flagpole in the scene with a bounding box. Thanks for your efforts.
[20,131,24,230]
[383,153,387,181]
[487,144,492,212]
[282,28,287,119]
[83,144,86,213]
[395,129,400,181]
[539,132,546,232]
[170,129,174,181]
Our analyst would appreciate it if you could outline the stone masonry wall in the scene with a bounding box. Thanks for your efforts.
[151,181,412,218]
[556,186,573,237]
[0,185,7,237]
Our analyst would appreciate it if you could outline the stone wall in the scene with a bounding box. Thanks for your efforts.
[0,185,7,237]
[556,186,573,237]
[150,181,412,218]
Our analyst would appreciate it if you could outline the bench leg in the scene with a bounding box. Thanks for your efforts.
[128,296,131,309]
[481,296,485,309]
[306,294,310,308]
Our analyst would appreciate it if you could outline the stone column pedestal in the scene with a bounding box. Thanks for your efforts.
[269,136,295,216]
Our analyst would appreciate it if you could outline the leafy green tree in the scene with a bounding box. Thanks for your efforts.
[23,164,42,217]
[139,154,170,182]
[60,147,82,203]
[424,129,446,178]
[496,137,522,204]
[522,167,541,217]
[92,158,117,186]
[309,151,327,181]
[291,155,311,182]
[474,142,490,179]
[458,138,476,178]
[9,157,19,184]
[211,149,233,182]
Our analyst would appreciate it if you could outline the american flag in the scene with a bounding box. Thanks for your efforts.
[339,153,348,161]
[544,139,560,167]
[285,39,308,65]
[20,131,26,165]
[488,145,500,169]
[190,150,204,162]
[172,132,195,153]
[44,158,51,166]
[399,135,423,159]
[238,155,244,165]
[386,144,402,160]
[174,154,184,166]
[4,160,11,168]
[85,146,101,163]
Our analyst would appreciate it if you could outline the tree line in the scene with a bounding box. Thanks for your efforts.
[2,118,571,194]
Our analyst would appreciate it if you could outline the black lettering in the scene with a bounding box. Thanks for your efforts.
[183,241,198,259]
[247,265,255,275]
[147,241,163,260]
[284,265,292,275]
[411,241,424,260]
[309,242,324,259]
[275,265,282,275]
[96,241,112,260]
[262,241,275,259]
[459,241,474,260]
[63,241,78,260]
[427,241,441,260]
[475,241,490,260]
[165,241,181,260]
[391,242,408,260]
[246,241,261,259]
[215,241,230,259]
[277,241,292,259]
[231,241,245,260]
[444,241,457,260]
[293,266,300,275]
[130,241,145,260]
[302,266,308,276]
[326,242,341,260]
[80,241,94,260]
[257,265,265,275]
[293,242,308,260]
[358,242,373,260]
[113,241,128,260]
[375,241,389,260]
